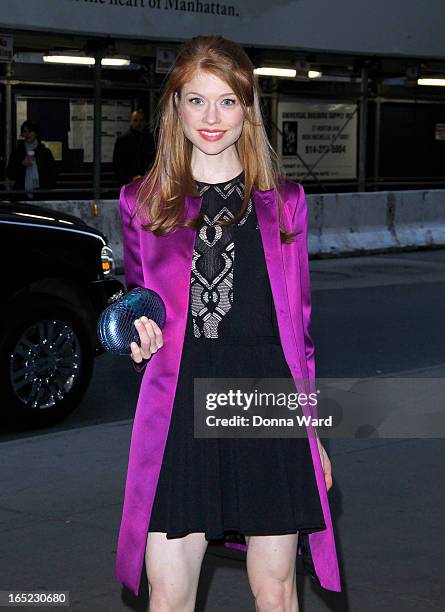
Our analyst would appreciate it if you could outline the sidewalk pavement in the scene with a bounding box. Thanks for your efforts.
[1,420,443,612]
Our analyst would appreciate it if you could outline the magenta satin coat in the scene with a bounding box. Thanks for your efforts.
[115,177,342,595]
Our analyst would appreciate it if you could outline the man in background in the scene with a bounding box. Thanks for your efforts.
[113,109,156,187]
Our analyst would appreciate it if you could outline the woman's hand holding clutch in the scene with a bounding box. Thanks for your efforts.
[130,316,164,365]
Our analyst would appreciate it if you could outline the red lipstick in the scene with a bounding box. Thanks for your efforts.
[198,129,226,142]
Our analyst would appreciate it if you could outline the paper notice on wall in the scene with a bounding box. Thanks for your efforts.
[277,100,358,181]
[101,134,116,163]
[69,99,94,161]
[435,123,445,140]
[42,141,62,161]
[16,98,27,135]
[68,98,132,162]
[101,100,132,161]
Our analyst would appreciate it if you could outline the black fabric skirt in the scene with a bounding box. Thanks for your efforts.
[148,308,326,543]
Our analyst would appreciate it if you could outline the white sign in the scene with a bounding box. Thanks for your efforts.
[156,47,176,74]
[16,98,27,133]
[277,101,358,181]
[0,33,13,63]
[69,100,94,162]
[0,0,443,59]
[435,123,445,141]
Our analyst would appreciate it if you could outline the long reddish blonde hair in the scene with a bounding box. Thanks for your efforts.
[134,34,297,243]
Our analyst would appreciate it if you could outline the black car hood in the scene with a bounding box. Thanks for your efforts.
[0,201,107,240]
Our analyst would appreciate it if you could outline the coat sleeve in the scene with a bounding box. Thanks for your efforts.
[119,183,152,374]
[293,187,323,435]
[291,184,317,410]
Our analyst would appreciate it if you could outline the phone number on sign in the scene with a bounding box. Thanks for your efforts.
[305,144,346,154]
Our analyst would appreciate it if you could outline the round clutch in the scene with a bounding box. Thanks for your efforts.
[97,286,166,355]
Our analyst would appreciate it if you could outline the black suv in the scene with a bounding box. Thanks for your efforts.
[0,200,125,429]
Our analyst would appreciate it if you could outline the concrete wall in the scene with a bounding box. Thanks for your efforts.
[39,189,445,274]
[307,190,445,256]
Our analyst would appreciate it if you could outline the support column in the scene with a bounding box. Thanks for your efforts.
[373,80,382,191]
[4,63,13,175]
[358,62,369,192]
[270,77,278,151]
[93,55,102,201]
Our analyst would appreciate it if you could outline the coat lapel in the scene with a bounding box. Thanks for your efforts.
[252,188,306,381]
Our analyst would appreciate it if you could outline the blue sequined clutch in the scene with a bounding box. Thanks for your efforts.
[97,287,166,355]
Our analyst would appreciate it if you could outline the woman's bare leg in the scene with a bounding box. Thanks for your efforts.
[145,531,209,612]
[245,533,300,612]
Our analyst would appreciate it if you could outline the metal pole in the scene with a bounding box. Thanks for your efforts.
[270,77,278,151]
[93,55,102,201]
[148,61,156,132]
[4,63,13,173]
[373,81,381,191]
[358,63,368,192]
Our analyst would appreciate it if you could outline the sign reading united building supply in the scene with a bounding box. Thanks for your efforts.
[277,101,358,181]
[0,33,13,63]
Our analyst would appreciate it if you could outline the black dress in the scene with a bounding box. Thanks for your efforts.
[148,170,326,546]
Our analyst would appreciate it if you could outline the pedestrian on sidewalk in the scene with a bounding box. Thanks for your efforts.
[6,120,56,200]
[115,34,341,611]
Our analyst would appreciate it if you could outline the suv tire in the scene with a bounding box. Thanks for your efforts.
[0,295,94,429]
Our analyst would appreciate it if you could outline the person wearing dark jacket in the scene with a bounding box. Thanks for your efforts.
[6,120,56,200]
[112,109,156,187]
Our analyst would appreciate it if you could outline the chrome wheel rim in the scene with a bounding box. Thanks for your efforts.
[10,319,82,409]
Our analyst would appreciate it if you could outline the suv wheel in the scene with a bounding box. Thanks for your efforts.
[0,295,94,429]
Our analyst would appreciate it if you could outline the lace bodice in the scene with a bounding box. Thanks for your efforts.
[190,170,255,338]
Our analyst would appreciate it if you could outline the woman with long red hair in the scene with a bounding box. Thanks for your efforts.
[116,34,341,611]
